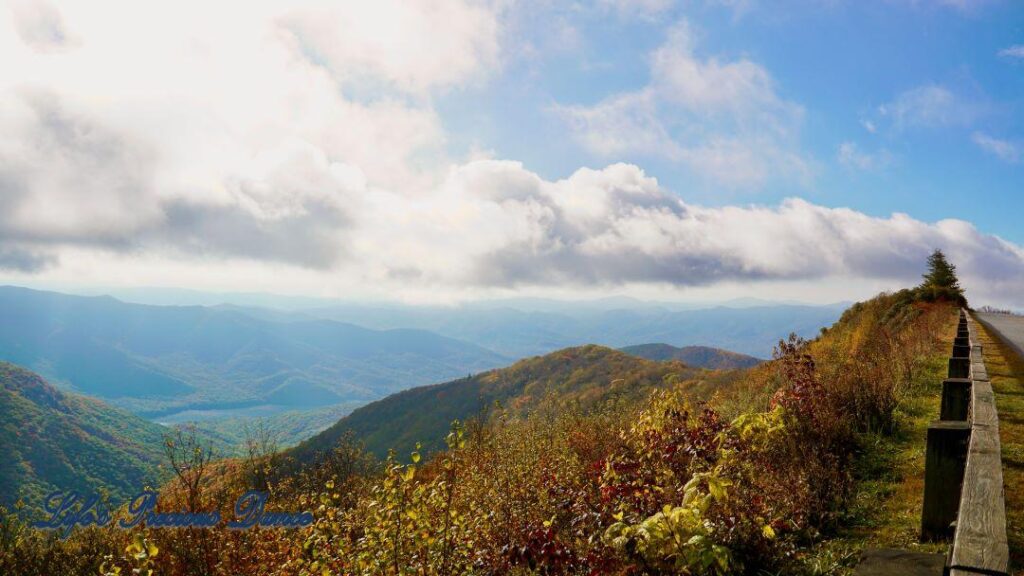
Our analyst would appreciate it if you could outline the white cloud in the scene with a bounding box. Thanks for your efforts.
[554,21,808,189]
[175,158,1016,307]
[278,0,501,95]
[0,0,501,268]
[556,90,677,158]
[394,161,1024,306]
[2,1,1024,309]
[9,0,78,53]
[878,84,976,129]
[390,161,1011,288]
[837,141,892,171]
[6,154,1024,306]
[650,23,785,120]
[972,132,1020,163]
[999,45,1024,59]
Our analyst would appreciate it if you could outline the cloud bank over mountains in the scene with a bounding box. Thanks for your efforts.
[362,161,1024,303]
[1,0,1022,306]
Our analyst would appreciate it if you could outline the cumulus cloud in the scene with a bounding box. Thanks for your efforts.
[554,21,809,189]
[278,0,501,95]
[972,132,1020,163]
[1000,45,1024,59]
[340,160,1024,306]
[649,23,790,121]
[152,140,361,267]
[0,91,359,267]
[0,91,158,249]
[0,0,478,268]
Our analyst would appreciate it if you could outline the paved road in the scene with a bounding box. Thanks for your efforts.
[975,312,1024,358]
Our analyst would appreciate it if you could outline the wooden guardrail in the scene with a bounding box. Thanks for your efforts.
[920,309,1009,575]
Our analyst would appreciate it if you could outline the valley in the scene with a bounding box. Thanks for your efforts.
[0,286,509,417]
[0,285,841,452]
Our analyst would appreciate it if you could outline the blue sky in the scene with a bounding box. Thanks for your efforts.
[442,1,1024,238]
[0,0,1023,307]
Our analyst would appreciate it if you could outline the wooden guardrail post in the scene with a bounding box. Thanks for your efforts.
[950,317,969,378]
[921,420,971,541]
[940,378,971,421]
[948,356,970,379]
[923,309,973,542]
[922,310,1012,574]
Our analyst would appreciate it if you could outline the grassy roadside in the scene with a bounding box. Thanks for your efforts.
[839,352,949,552]
[972,319,1024,573]
[811,311,1024,575]
[795,307,956,575]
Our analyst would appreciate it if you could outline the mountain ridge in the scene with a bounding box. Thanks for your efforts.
[620,343,763,369]
[304,301,845,358]
[290,344,721,461]
[0,286,507,415]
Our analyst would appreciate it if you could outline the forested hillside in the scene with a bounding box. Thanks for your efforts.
[0,362,168,508]
[621,343,762,369]
[291,345,716,459]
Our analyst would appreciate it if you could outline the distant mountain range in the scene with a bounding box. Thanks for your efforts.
[0,361,167,507]
[0,286,508,415]
[68,286,831,314]
[291,344,718,460]
[0,284,841,460]
[303,301,844,358]
[57,286,846,359]
[621,344,762,370]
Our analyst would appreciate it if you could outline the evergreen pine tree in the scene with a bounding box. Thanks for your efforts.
[918,249,965,304]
